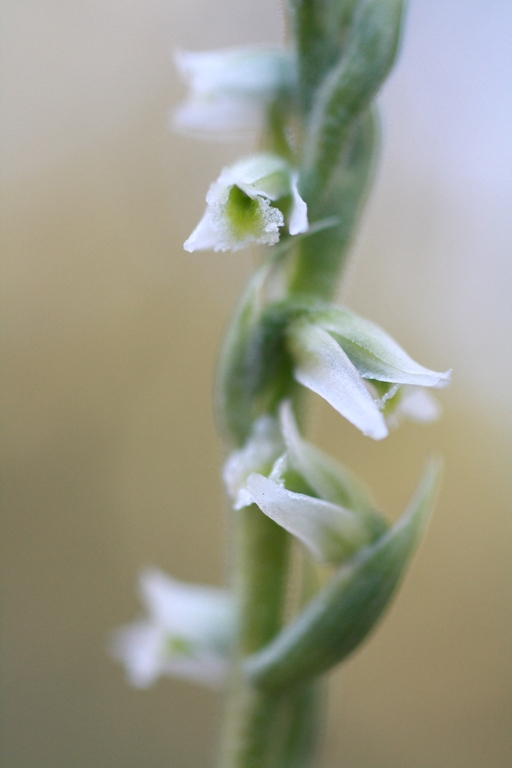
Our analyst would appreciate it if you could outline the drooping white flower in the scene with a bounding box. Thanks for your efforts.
[286,306,451,440]
[246,472,376,563]
[233,404,386,561]
[173,46,295,139]
[110,569,234,689]
[184,153,308,252]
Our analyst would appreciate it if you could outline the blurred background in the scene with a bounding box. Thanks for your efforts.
[2,0,511,766]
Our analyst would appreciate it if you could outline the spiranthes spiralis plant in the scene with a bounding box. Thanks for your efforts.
[112,2,450,766]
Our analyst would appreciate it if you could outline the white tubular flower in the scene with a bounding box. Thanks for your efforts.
[110,570,234,689]
[246,473,374,564]
[184,153,309,252]
[223,415,284,510]
[286,307,450,440]
[173,46,295,138]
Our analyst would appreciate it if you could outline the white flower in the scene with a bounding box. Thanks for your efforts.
[184,153,308,252]
[110,569,234,689]
[286,307,450,440]
[235,404,387,562]
[173,46,295,139]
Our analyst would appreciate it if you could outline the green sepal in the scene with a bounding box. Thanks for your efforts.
[278,400,387,539]
[215,271,299,446]
[244,459,440,691]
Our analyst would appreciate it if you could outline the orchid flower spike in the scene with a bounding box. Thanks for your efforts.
[173,46,295,139]
[110,569,234,689]
[184,153,308,252]
[286,306,451,440]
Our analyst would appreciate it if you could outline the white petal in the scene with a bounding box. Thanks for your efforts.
[183,209,219,252]
[139,569,233,648]
[288,173,309,235]
[319,309,451,388]
[247,473,371,563]
[160,650,230,689]
[224,153,290,200]
[388,386,441,428]
[110,621,165,688]
[173,96,263,139]
[175,47,294,99]
[287,320,388,440]
[110,621,230,689]
[223,415,284,509]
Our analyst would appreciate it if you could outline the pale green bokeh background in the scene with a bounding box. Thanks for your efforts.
[2,1,512,766]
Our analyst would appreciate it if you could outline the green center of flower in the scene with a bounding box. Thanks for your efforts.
[166,636,193,657]
[224,185,265,239]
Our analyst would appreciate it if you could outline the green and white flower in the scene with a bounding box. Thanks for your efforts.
[286,306,450,440]
[184,153,308,252]
[229,403,387,563]
[110,569,234,689]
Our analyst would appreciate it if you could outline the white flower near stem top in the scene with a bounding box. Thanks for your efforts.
[285,307,451,440]
[110,569,234,689]
[184,153,308,252]
[226,402,388,564]
[173,46,295,139]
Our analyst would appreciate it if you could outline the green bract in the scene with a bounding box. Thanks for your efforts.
[245,460,440,691]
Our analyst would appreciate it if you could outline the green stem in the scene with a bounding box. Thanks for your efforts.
[288,109,376,299]
[217,505,288,767]
[217,507,320,768]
